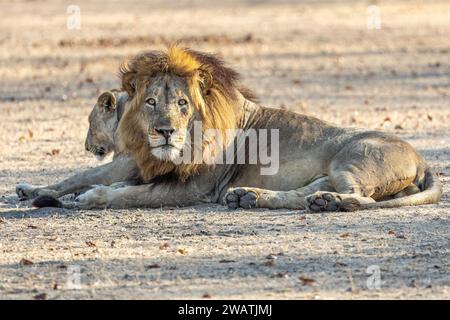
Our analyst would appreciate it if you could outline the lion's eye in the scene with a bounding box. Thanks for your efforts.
[146,98,156,106]
[178,99,187,106]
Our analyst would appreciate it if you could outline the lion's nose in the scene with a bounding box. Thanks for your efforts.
[155,128,175,139]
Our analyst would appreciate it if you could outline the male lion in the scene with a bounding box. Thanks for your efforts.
[16,90,140,201]
[38,47,442,211]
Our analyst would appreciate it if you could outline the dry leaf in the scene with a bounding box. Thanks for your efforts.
[177,248,188,255]
[271,272,288,278]
[334,262,347,267]
[427,114,433,121]
[299,276,316,286]
[145,264,161,269]
[159,243,170,250]
[51,149,60,156]
[27,225,38,229]
[388,230,396,235]
[19,258,34,266]
[263,259,275,267]
[85,240,96,247]
[340,232,350,238]
[202,293,211,298]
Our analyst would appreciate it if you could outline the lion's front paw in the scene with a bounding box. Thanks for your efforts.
[16,184,56,200]
[306,192,342,212]
[75,185,113,209]
[16,183,36,200]
[224,187,258,209]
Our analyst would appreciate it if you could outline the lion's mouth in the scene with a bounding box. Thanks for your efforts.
[153,143,178,149]
[150,143,182,162]
[95,149,107,161]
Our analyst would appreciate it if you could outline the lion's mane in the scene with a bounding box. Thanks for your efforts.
[117,46,256,181]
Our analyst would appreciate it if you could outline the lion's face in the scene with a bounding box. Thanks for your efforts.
[140,74,196,162]
[85,91,123,160]
[117,46,247,181]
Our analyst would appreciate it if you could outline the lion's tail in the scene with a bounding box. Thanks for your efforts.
[343,167,442,211]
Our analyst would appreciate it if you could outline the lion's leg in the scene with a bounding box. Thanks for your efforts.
[306,162,419,212]
[305,191,376,212]
[69,178,215,209]
[308,183,420,211]
[224,176,334,209]
[304,136,425,212]
[16,155,139,200]
[305,171,376,212]
[392,184,420,198]
[16,183,58,201]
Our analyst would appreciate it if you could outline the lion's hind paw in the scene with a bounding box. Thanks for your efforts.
[306,192,342,212]
[224,187,258,209]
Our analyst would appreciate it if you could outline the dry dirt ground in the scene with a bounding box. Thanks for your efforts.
[0,0,449,300]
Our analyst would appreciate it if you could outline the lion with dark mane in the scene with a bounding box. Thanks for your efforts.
[41,46,442,212]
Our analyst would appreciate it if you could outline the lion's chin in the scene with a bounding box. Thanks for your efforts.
[151,146,181,162]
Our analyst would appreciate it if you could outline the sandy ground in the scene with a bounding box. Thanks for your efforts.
[0,0,449,300]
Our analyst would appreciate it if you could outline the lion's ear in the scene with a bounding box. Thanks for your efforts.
[198,66,213,96]
[97,91,117,113]
[122,71,137,97]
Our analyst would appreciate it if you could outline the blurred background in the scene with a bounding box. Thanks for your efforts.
[0,0,448,196]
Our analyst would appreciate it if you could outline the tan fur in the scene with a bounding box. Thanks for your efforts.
[54,48,442,212]
[85,89,127,160]
[117,45,254,181]
[16,90,139,200]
